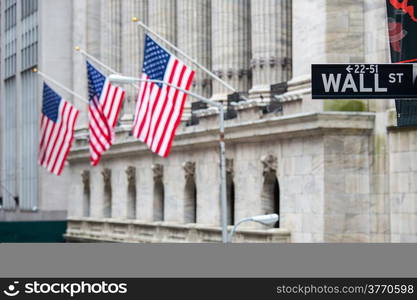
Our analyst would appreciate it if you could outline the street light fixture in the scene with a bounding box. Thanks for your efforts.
[228,214,279,242]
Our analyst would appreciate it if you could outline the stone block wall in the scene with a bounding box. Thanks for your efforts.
[388,130,417,242]
[323,134,372,242]
[277,136,325,242]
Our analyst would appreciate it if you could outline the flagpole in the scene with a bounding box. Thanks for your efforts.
[132,17,248,101]
[218,104,228,243]
[74,47,140,90]
[75,47,118,75]
[108,74,219,105]
[33,68,89,105]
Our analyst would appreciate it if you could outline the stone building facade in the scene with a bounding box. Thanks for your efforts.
[2,0,416,243]
[66,0,416,243]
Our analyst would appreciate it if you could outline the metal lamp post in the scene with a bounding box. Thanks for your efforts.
[228,214,279,242]
[108,74,229,243]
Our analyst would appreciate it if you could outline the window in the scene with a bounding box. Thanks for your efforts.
[4,35,16,78]
[20,26,38,70]
[21,0,38,19]
[83,185,91,217]
[126,166,137,219]
[226,159,235,225]
[261,173,280,228]
[183,162,197,223]
[102,169,112,218]
[4,0,17,78]
[153,180,164,221]
[261,155,280,228]
[81,171,90,217]
[4,0,16,30]
[128,183,137,219]
[184,178,197,223]
[21,0,38,71]
[103,186,112,218]
[152,164,164,221]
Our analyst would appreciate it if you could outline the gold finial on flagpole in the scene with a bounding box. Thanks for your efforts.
[74,46,80,51]
[32,68,38,73]
[132,17,138,22]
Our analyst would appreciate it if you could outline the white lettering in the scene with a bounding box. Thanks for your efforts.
[375,74,388,92]
[341,74,358,92]
[322,73,341,92]
[359,74,372,92]
[389,73,396,83]
[397,73,404,83]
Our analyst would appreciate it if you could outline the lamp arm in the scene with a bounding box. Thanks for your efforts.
[227,217,252,243]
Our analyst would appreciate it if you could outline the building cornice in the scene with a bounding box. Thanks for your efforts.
[68,112,375,162]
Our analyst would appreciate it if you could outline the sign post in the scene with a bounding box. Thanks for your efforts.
[312,64,417,99]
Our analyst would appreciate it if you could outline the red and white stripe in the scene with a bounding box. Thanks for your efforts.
[100,78,125,128]
[89,79,125,166]
[38,100,79,176]
[132,58,195,157]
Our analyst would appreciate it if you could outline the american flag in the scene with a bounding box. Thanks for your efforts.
[39,83,79,175]
[87,61,125,166]
[132,34,195,157]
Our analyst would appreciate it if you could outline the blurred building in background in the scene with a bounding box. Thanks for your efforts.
[1,0,415,243]
[0,0,72,241]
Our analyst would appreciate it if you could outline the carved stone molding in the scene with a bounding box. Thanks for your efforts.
[251,56,286,69]
[281,57,292,68]
[81,170,90,187]
[261,155,277,176]
[269,56,277,67]
[101,168,111,187]
[226,68,234,78]
[191,78,211,88]
[213,70,223,78]
[201,78,211,87]
[125,166,136,187]
[152,164,163,181]
[182,161,195,181]
[213,68,251,79]
[226,159,234,178]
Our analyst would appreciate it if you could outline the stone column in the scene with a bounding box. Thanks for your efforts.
[120,0,148,125]
[100,0,122,71]
[148,0,177,44]
[86,0,101,60]
[177,0,211,120]
[211,0,251,102]
[72,0,87,130]
[73,0,101,131]
[250,0,292,100]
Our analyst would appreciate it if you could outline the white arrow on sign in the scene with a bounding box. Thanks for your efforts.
[346,65,353,73]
